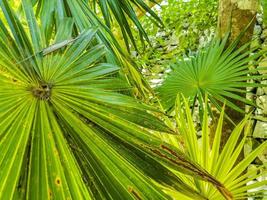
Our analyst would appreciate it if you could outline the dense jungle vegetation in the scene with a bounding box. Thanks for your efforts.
[0,0,266,199]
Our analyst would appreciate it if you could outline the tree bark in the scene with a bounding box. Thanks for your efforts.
[218,0,258,46]
[215,0,258,148]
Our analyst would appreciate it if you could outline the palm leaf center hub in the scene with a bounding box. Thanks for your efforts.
[31,83,52,100]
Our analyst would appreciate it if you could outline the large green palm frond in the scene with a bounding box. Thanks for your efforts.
[175,96,267,199]
[0,1,231,199]
[157,35,267,118]
[29,0,154,98]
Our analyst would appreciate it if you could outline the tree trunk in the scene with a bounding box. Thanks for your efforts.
[218,0,258,46]
[215,0,258,147]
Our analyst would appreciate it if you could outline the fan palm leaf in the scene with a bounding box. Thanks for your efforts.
[0,1,230,199]
[157,35,267,119]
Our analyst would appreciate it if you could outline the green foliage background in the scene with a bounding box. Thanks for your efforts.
[134,0,218,75]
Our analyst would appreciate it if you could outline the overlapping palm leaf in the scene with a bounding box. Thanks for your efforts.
[157,36,267,118]
[89,0,162,50]
[0,1,231,199]
[175,96,267,199]
[31,0,161,51]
